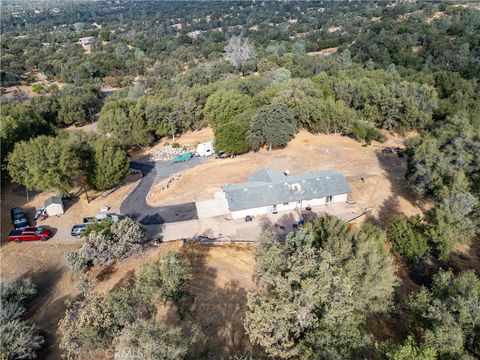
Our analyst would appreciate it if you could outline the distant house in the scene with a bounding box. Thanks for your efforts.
[187,30,204,38]
[44,196,64,216]
[223,168,351,219]
[77,36,96,45]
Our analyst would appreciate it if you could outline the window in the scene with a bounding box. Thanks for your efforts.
[283,202,289,205]
[326,195,333,203]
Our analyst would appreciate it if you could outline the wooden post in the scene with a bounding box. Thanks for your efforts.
[84,185,90,204]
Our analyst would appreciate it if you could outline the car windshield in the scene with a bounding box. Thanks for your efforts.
[35,228,43,234]
[14,218,26,224]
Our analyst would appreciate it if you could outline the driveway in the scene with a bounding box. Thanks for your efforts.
[120,158,209,226]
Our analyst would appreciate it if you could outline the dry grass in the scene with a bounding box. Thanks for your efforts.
[148,129,426,227]
[307,47,338,57]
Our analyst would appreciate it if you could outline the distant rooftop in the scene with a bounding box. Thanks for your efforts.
[224,167,351,211]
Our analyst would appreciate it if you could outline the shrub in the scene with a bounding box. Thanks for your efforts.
[213,121,249,155]
[65,218,146,273]
[0,279,44,359]
[0,320,44,359]
[58,294,122,357]
[349,121,387,144]
[31,83,44,94]
[114,320,203,360]
[136,251,192,304]
[386,216,429,261]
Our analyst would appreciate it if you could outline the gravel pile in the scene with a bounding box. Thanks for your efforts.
[150,146,187,161]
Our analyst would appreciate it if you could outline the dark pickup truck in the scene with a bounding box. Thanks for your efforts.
[11,207,28,229]
[7,227,52,243]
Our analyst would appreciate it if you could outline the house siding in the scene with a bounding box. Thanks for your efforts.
[230,193,348,219]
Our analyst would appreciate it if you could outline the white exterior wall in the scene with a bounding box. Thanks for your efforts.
[332,193,348,203]
[46,203,64,216]
[230,193,348,219]
[231,205,271,220]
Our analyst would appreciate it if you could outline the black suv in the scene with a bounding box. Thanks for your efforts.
[11,208,28,229]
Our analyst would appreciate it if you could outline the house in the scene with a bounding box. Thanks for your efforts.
[77,36,96,45]
[44,196,64,216]
[195,141,214,157]
[223,168,351,219]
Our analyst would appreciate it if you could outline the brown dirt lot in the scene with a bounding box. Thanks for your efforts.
[0,172,141,244]
[149,130,427,227]
[1,241,256,359]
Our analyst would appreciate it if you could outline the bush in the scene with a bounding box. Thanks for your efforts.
[0,279,44,359]
[386,216,429,261]
[0,320,44,359]
[31,83,44,94]
[349,121,387,144]
[213,121,249,155]
[65,218,146,273]
[58,294,122,357]
[114,320,203,360]
[136,251,192,304]
[65,250,89,274]
[383,336,437,360]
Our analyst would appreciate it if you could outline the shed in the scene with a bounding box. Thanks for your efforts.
[196,141,214,157]
[44,196,64,216]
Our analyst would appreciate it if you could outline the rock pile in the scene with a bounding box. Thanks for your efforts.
[150,146,187,161]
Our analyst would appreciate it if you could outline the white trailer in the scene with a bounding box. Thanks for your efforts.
[195,141,214,157]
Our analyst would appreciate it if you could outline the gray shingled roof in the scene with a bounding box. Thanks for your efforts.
[224,168,351,211]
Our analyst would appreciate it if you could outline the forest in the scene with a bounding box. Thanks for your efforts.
[1,1,479,359]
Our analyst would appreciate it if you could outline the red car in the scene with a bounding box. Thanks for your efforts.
[7,227,52,243]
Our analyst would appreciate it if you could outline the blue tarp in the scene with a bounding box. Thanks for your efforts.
[172,152,193,163]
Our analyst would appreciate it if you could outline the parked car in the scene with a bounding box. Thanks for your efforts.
[82,213,124,224]
[7,227,52,243]
[10,208,28,229]
[71,223,91,238]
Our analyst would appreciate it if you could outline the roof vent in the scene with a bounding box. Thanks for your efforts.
[325,176,330,180]
[291,183,301,193]
[284,170,290,176]
[268,185,273,188]
[243,188,248,191]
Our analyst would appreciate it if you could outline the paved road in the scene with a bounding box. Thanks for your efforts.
[120,158,208,225]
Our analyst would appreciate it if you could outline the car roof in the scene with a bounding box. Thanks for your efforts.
[11,207,24,213]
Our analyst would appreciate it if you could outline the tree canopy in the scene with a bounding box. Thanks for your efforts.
[88,137,130,190]
[7,135,80,193]
[245,217,398,359]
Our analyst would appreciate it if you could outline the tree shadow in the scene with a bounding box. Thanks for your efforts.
[18,266,69,360]
[374,151,426,229]
[180,244,259,359]
[95,263,119,282]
